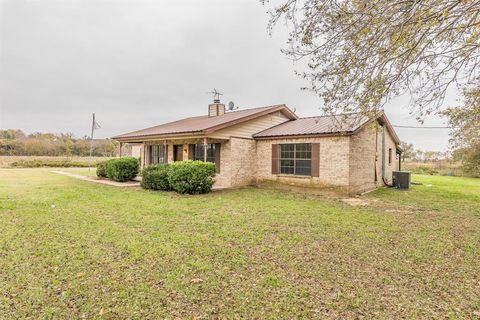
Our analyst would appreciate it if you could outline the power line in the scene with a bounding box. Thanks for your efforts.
[393,125,451,129]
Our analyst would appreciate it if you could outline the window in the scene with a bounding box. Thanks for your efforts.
[388,148,392,165]
[192,144,216,163]
[279,143,312,176]
[149,145,166,165]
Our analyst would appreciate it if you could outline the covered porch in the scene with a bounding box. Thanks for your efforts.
[119,135,228,173]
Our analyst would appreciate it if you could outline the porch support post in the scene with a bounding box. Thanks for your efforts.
[143,144,146,168]
[119,142,123,158]
[203,137,208,162]
[164,140,168,163]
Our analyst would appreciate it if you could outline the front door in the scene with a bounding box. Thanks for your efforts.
[174,145,183,161]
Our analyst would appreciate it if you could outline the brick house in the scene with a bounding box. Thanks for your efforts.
[113,102,402,194]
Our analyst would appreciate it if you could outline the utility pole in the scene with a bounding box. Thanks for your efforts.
[90,113,96,159]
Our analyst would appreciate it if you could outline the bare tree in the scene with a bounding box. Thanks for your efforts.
[263,0,480,120]
[400,141,415,161]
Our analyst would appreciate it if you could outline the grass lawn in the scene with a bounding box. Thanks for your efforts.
[1,170,479,319]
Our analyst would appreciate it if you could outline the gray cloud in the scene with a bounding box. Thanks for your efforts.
[0,0,452,151]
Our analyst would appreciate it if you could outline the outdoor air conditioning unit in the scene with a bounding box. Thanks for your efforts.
[392,171,411,189]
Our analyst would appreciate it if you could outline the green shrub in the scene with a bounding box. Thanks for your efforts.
[96,160,109,178]
[141,164,171,191]
[105,157,139,182]
[167,160,216,194]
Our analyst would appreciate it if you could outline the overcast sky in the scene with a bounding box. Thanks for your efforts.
[0,0,453,151]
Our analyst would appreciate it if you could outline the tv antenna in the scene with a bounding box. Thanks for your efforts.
[207,88,223,103]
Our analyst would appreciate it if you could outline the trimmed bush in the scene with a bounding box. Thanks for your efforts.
[105,157,139,182]
[96,160,109,178]
[141,164,171,191]
[167,160,216,194]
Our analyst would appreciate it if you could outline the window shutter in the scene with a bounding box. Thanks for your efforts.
[271,144,279,174]
[164,145,169,163]
[311,143,320,177]
[188,144,195,160]
[214,143,221,173]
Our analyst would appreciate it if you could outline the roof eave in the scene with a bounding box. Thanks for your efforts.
[254,131,354,140]
[377,112,401,145]
[347,111,401,145]
[112,130,205,142]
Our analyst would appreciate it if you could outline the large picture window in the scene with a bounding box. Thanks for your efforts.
[279,143,312,176]
[192,144,216,163]
[149,145,166,165]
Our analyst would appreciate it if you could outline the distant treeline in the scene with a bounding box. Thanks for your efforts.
[0,129,130,157]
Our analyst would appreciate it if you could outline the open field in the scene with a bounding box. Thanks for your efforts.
[402,160,466,176]
[0,169,479,318]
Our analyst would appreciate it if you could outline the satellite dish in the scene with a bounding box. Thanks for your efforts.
[228,101,235,110]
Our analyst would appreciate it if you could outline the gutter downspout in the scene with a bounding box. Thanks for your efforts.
[374,124,378,183]
[398,151,402,171]
[382,124,393,187]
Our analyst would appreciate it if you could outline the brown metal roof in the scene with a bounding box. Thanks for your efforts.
[253,111,400,145]
[112,104,297,140]
[253,113,371,137]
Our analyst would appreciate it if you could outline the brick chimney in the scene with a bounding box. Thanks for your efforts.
[208,101,225,117]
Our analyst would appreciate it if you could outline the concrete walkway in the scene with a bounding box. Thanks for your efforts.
[51,170,141,187]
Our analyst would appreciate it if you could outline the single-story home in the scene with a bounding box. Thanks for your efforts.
[113,102,402,194]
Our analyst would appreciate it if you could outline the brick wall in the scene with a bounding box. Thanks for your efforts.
[255,136,350,188]
[211,138,257,188]
[349,124,377,193]
[349,122,400,194]
[228,138,257,187]
[136,126,399,193]
[213,140,231,188]
[380,125,400,185]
